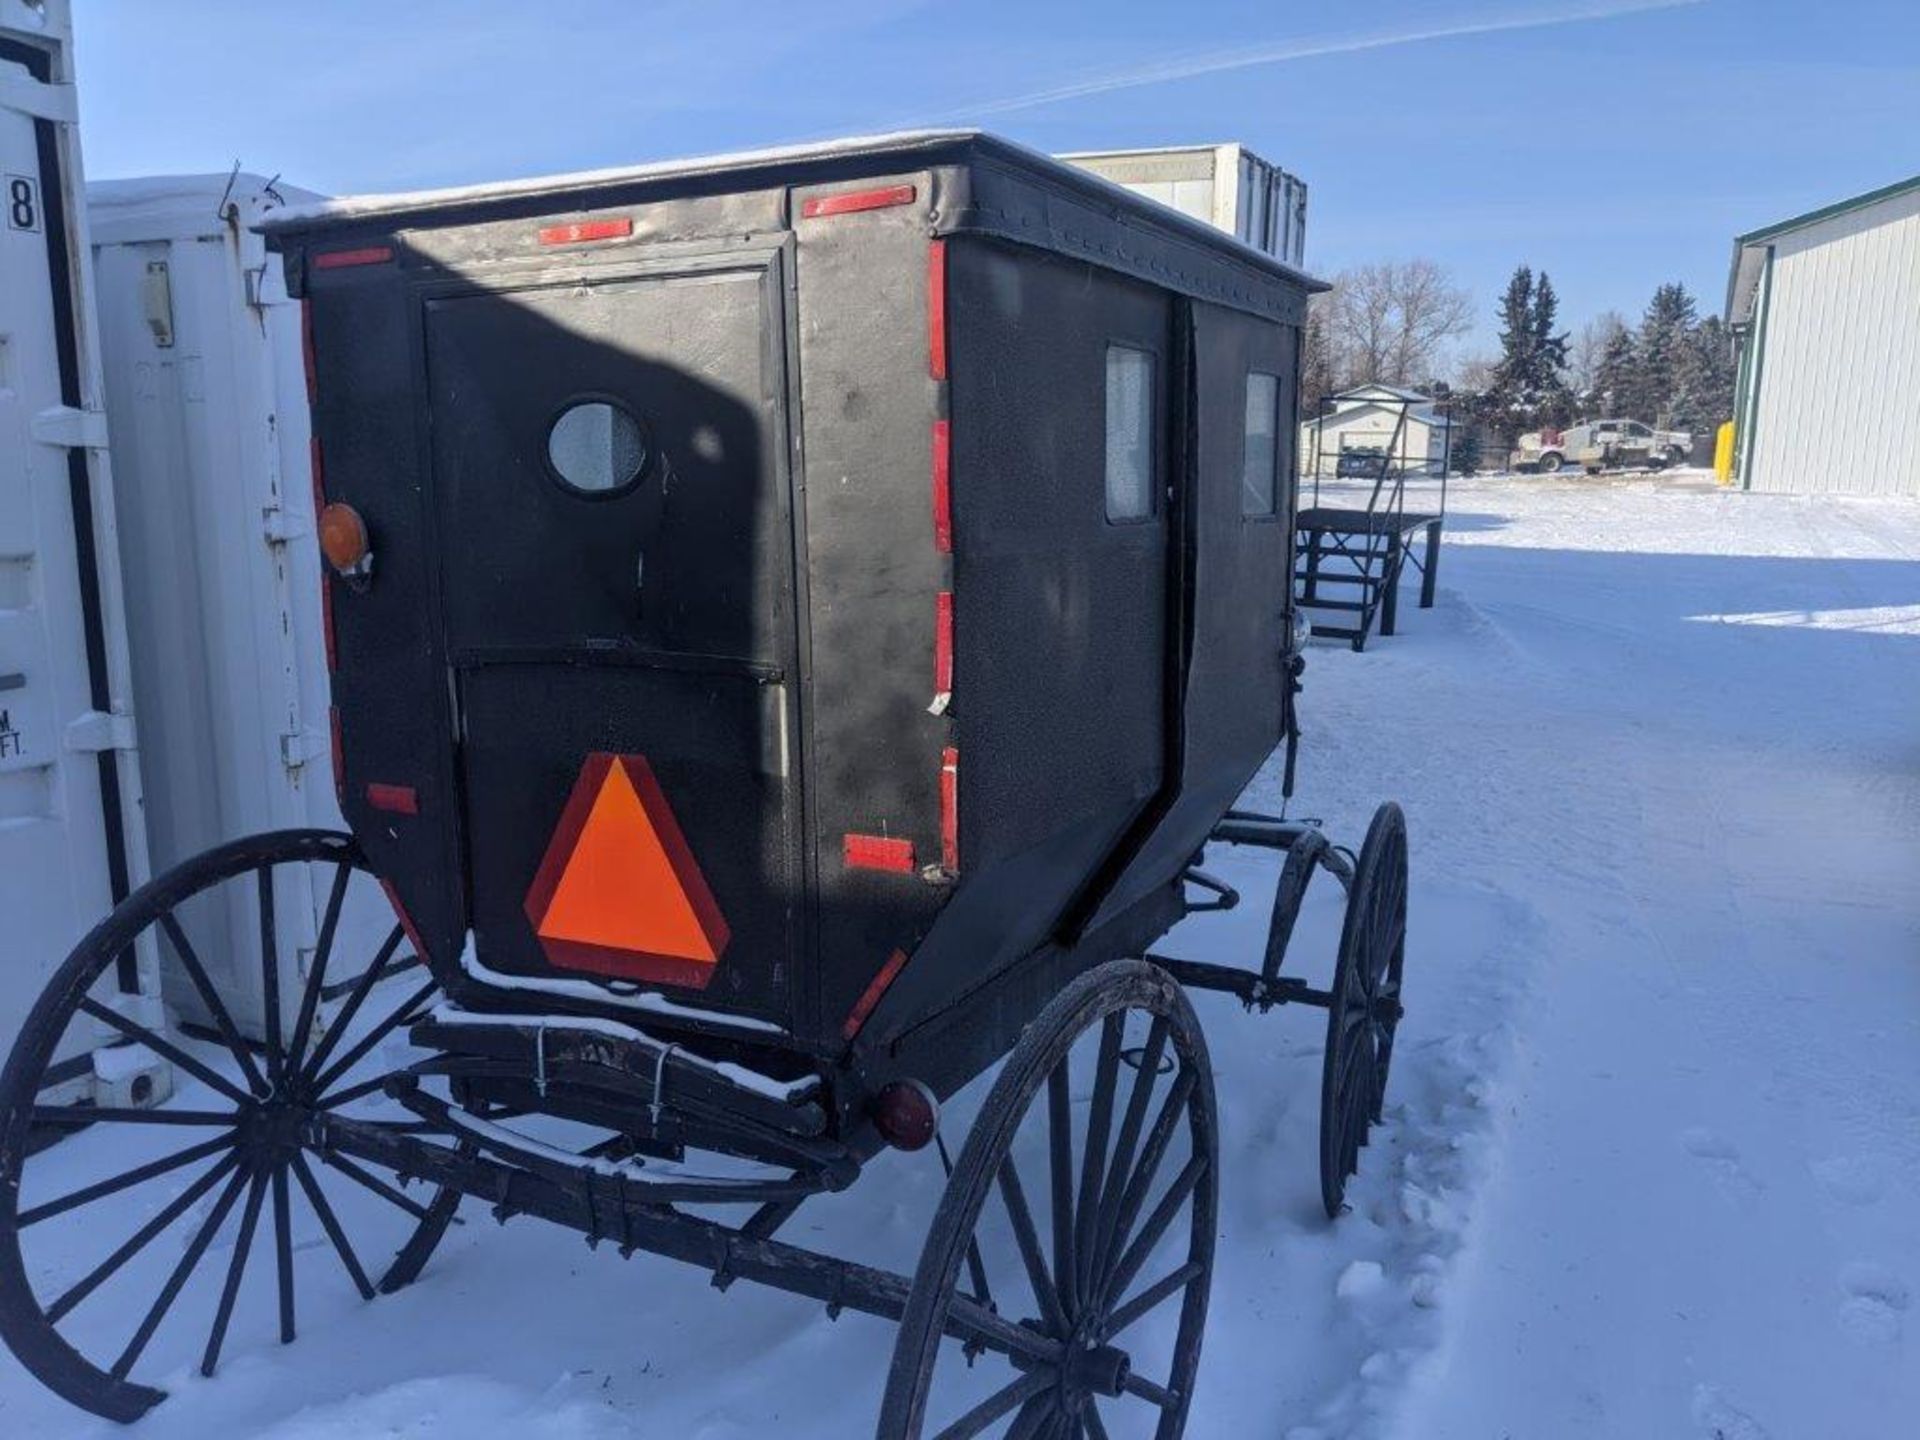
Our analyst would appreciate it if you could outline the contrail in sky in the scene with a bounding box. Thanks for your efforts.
[919,0,1702,121]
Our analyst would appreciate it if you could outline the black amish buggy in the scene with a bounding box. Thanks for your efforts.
[0,131,1409,1436]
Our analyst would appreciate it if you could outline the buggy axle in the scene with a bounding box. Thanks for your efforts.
[316,1112,1054,1366]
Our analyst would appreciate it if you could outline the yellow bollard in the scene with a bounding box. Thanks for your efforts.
[1714,421,1736,484]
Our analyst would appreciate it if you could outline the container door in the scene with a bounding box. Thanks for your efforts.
[428,258,798,1027]
[0,47,141,1062]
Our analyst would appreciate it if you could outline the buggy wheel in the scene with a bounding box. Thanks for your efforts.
[878,960,1218,1439]
[0,830,460,1423]
[1317,803,1408,1219]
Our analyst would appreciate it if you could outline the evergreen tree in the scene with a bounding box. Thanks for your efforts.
[1530,272,1575,427]
[1671,315,1735,430]
[1592,327,1640,416]
[1634,283,1699,423]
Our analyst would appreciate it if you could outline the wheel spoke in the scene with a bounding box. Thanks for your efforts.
[1047,1063,1077,1319]
[316,1073,395,1111]
[315,1147,433,1222]
[110,1162,251,1379]
[272,1163,296,1343]
[997,1155,1067,1336]
[290,1154,374,1300]
[288,862,353,1077]
[1089,1017,1167,1280]
[19,1131,237,1227]
[1083,1400,1113,1440]
[30,1104,238,1128]
[312,978,438,1098]
[1074,1015,1123,1302]
[1104,1259,1205,1339]
[259,868,284,1091]
[300,923,405,1085]
[931,1369,1053,1440]
[200,1167,269,1376]
[1119,1371,1177,1410]
[45,1151,241,1323]
[159,912,268,1097]
[75,998,254,1107]
[1101,1154,1206,1317]
[1006,1390,1060,1440]
[1094,1068,1194,1304]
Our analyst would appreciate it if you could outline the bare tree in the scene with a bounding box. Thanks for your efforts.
[1328,260,1473,390]
[1568,310,1628,400]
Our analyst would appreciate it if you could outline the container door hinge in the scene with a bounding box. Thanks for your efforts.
[32,406,110,451]
[280,726,329,772]
[0,71,78,125]
[65,710,138,754]
[261,503,309,544]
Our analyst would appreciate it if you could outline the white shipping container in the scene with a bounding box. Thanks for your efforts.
[90,172,402,1039]
[0,0,165,1097]
[1058,143,1309,269]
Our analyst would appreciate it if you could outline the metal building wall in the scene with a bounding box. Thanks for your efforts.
[1746,185,1920,496]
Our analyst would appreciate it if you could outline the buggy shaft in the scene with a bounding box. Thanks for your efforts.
[319,1115,1054,1364]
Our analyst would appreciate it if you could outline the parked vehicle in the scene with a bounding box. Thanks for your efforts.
[0,131,1410,1439]
[1336,445,1392,479]
[1518,418,1693,474]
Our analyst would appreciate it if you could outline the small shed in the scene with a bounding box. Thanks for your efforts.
[1726,173,1920,496]
[1300,383,1453,478]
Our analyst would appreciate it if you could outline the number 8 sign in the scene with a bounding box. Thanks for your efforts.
[6,175,40,232]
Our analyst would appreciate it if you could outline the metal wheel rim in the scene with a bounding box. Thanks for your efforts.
[0,830,459,1422]
[877,960,1219,1439]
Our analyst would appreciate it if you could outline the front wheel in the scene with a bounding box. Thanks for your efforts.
[1536,452,1564,474]
[878,961,1219,1438]
[0,831,460,1423]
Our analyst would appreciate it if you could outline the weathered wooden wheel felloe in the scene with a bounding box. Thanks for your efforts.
[0,133,1411,1435]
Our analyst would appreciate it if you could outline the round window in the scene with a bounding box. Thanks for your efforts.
[547,400,648,496]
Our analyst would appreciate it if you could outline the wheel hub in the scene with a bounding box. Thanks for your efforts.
[1065,1341,1132,1399]
[238,1098,311,1164]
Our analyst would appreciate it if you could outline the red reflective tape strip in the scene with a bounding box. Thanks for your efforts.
[934,591,953,699]
[802,184,916,219]
[538,217,633,246]
[928,238,948,381]
[328,706,345,809]
[940,746,959,872]
[310,436,336,670]
[366,783,419,816]
[300,299,317,405]
[844,833,916,874]
[931,420,951,553]
[378,877,428,961]
[843,948,911,1041]
[313,245,393,271]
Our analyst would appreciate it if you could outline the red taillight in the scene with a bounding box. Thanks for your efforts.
[538,217,633,246]
[318,502,371,578]
[802,184,916,219]
[871,1077,939,1151]
[312,245,394,271]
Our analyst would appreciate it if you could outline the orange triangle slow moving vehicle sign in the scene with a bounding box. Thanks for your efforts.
[524,753,731,990]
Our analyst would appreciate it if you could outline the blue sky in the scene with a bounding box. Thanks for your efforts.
[73,0,1919,361]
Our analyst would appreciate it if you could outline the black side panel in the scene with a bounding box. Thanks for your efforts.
[1105,299,1296,900]
[791,173,954,1046]
[306,262,468,970]
[873,239,1172,1037]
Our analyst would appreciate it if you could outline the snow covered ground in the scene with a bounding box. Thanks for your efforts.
[2,474,1914,1438]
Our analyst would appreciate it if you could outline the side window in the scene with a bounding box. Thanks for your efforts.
[1242,371,1280,516]
[1104,345,1156,522]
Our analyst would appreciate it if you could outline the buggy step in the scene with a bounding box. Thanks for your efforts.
[1296,598,1372,613]
[1292,570,1380,586]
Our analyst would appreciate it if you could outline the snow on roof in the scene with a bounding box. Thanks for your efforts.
[1337,382,1432,402]
[89,172,323,242]
[261,129,982,230]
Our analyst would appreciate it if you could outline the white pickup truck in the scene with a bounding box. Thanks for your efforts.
[1517,419,1692,474]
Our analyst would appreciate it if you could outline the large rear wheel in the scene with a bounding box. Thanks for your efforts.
[0,830,460,1422]
[878,959,1219,1439]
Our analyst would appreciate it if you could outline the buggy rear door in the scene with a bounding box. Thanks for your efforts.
[426,254,799,1028]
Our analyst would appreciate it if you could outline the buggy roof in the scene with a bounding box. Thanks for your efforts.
[260,129,1325,312]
